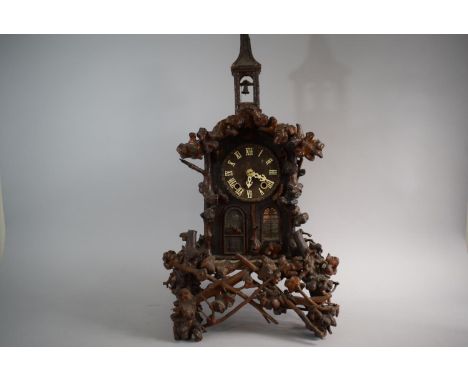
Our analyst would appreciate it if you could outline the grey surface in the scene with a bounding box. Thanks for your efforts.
[0,35,467,346]
[0,181,4,258]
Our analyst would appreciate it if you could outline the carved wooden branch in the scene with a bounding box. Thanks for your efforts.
[205,274,278,327]
[207,274,278,325]
[180,158,205,175]
[235,253,259,272]
[291,293,331,306]
[205,288,261,327]
[280,294,325,338]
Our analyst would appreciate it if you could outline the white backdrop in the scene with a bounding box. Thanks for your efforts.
[0,35,467,346]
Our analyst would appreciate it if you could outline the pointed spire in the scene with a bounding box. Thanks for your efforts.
[231,34,261,73]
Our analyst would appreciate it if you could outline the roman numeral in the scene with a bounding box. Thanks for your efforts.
[245,147,253,156]
[265,158,273,165]
[224,170,233,177]
[234,151,242,159]
[235,187,244,196]
[265,179,274,189]
[227,160,236,167]
[246,190,252,199]
[227,178,237,188]
[269,169,278,176]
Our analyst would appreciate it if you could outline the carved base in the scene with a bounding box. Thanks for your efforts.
[163,230,339,342]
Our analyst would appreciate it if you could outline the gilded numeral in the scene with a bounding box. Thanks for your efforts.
[234,151,242,160]
[224,170,233,177]
[265,179,274,189]
[245,147,253,156]
[258,188,265,196]
[227,160,236,167]
[246,190,252,199]
[227,178,237,188]
[269,169,278,176]
[235,187,244,197]
[265,158,273,165]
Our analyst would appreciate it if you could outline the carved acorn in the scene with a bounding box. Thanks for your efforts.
[285,276,302,292]
[162,250,177,269]
[271,298,281,309]
[212,298,226,313]
[324,254,340,276]
[294,212,309,227]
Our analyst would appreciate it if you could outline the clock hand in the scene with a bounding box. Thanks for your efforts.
[246,169,255,188]
[246,175,253,188]
[251,171,276,191]
[251,171,267,182]
[246,169,273,186]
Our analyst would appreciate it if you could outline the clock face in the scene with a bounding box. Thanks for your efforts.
[221,144,280,202]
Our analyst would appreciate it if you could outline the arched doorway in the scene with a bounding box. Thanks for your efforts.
[223,207,245,254]
[262,207,280,243]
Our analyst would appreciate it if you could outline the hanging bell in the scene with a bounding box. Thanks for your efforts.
[240,79,252,94]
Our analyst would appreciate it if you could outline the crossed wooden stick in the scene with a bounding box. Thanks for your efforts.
[170,253,329,338]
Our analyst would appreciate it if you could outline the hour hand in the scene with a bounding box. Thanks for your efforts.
[246,169,255,188]
[246,175,253,188]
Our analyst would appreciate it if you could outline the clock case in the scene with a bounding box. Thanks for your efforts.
[163,35,340,342]
[213,132,288,257]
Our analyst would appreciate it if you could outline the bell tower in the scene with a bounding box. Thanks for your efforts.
[231,34,262,113]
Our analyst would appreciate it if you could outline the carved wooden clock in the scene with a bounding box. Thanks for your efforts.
[163,35,340,342]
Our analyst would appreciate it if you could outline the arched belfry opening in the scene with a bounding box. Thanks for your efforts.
[239,75,254,103]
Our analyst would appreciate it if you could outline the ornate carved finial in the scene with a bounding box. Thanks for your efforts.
[231,34,262,113]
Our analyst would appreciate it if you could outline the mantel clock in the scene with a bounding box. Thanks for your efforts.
[162,35,340,341]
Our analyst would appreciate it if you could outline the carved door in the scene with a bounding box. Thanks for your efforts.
[223,207,246,255]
